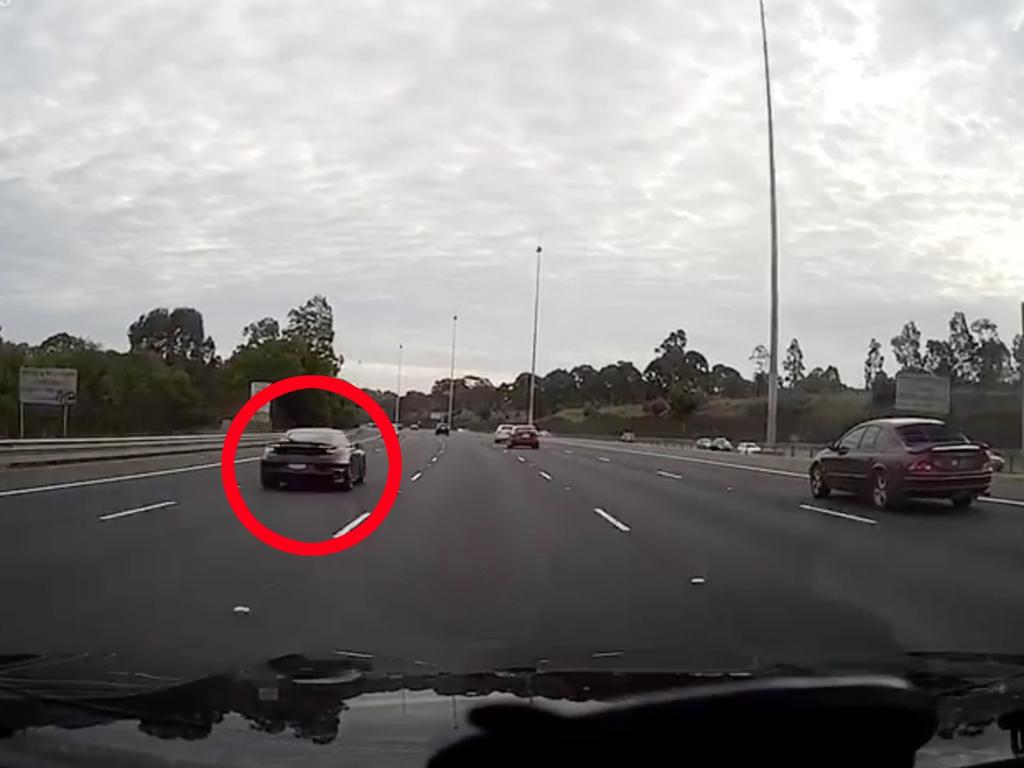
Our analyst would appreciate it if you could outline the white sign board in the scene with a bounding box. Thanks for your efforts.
[19,367,78,406]
[895,372,950,415]
[249,381,272,420]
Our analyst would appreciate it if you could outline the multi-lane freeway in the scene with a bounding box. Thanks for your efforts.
[3,430,1024,682]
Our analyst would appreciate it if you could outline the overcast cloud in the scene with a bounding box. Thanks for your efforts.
[2,0,1023,392]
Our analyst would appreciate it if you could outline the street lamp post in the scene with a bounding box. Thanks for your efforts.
[759,0,780,447]
[447,314,458,426]
[527,245,542,425]
[394,343,403,425]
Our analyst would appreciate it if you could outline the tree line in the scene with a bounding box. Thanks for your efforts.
[379,329,849,424]
[2,306,1020,436]
[864,312,1024,395]
[0,296,357,437]
[387,316,1023,425]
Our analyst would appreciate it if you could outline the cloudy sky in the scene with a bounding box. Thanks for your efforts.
[2,0,1023,392]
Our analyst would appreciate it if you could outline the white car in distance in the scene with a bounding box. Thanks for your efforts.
[736,441,762,455]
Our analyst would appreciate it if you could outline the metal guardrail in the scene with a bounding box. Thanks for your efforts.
[0,433,282,468]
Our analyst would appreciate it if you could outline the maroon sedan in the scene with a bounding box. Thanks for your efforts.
[507,424,540,449]
[809,417,992,510]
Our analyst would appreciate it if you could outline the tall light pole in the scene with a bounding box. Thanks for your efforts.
[759,0,780,446]
[1019,301,1023,454]
[527,244,542,425]
[447,313,458,426]
[394,343,403,424]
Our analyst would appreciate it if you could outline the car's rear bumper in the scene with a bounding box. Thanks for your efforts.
[508,440,539,448]
[261,460,350,482]
[901,472,992,497]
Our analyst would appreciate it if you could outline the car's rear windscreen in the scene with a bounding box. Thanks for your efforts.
[896,423,966,445]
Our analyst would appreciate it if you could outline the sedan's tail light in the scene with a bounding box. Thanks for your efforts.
[908,458,934,472]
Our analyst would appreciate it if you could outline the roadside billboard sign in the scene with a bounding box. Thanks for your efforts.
[19,367,78,406]
[895,372,950,415]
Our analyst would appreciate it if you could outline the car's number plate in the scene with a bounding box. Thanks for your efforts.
[287,463,307,471]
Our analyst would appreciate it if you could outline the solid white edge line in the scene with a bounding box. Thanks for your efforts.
[799,503,877,525]
[332,511,371,538]
[593,507,630,532]
[410,471,423,482]
[656,470,684,480]
[539,471,553,481]
[0,457,261,499]
[98,501,178,521]
[550,439,805,478]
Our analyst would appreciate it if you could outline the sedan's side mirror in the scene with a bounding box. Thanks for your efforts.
[835,445,849,455]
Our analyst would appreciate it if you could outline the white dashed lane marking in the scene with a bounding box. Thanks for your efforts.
[98,501,178,522]
[539,471,553,481]
[597,457,611,463]
[656,470,683,480]
[410,472,423,482]
[982,497,1024,508]
[593,507,630,532]
[799,503,877,526]
[332,512,370,538]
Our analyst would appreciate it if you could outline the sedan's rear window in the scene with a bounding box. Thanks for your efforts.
[896,423,965,445]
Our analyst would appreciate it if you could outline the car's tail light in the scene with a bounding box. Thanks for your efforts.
[908,458,934,472]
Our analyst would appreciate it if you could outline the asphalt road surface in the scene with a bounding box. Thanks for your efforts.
[3,430,1024,681]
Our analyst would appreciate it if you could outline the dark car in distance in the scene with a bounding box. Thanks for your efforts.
[260,428,367,491]
[435,422,450,435]
[507,424,540,449]
[809,417,992,510]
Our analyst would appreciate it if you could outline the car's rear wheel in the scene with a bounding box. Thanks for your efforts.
[338,470,353,491]
[951,492,975,510]
[354,459,366,485]
[871,469,902,510]
[260,469,277,490]
[809,464,830,499]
